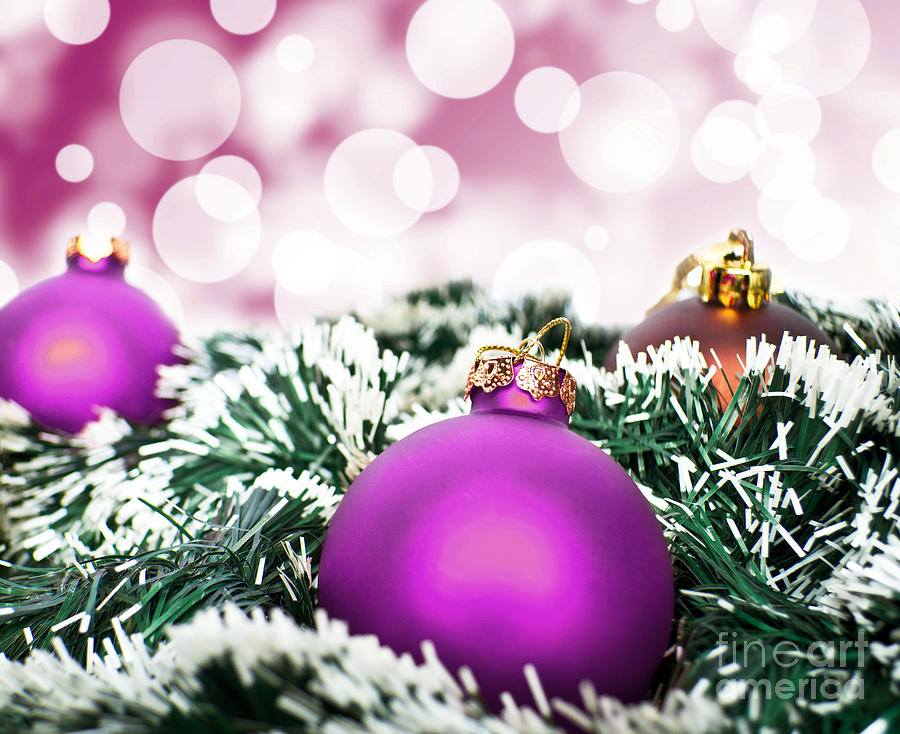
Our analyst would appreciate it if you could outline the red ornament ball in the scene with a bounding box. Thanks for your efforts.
[606,296,838,398]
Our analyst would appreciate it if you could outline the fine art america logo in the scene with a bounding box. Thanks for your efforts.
[714,631,868,702]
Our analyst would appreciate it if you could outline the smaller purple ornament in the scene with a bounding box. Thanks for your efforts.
[0,236,180,433]
[318,324,674,712]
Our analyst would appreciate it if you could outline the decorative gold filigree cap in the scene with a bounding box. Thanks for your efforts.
[464,317,577,415]
[66,235,130,266]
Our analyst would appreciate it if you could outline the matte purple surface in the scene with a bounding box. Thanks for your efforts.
[0,257,180,433]
[318,362,674,710]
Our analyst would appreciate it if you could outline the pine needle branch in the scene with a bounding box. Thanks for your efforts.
[2,288,900,733]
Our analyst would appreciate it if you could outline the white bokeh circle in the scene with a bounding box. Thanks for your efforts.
[699,100,765,168]
[125,265,185,328]
[196,156,262,222]
[756,184,816,240]
[492,240,602,322]
[152,176,261,283]
[584,225,610,251]
[692,99,765,182]
[277,34,315,72]
[558,72,679,193]
[192,175,257,224]
[393,145,459,212]
[120,40,241,161]
[750,15,791,54]
[199,155,262,203]
[44,0,110,45]
[691,133,748,184]
[751,136,815,200]
[272,229,338,296]
[773,0,870,97]
[87,201,126,238]
[0,260,18,307]
[872,129,900,193]
[601,122,666,182]
[783,193,849,262]
[757,85,821,142]
[656,0,694,33]
[514,67,581,134]
[406,0,514,99]
[750,0,816,55]
[495,0,566,29]
[694,0,755,52]
[274,245,383,326]
[325,128,426,237]
[734,48,783,94]
[210,0,276,35]
[356,64,434,131]
[55,144,94,182]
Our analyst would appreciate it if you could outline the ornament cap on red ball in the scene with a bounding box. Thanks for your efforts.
[698,229,772,310]
[0,235,180,433]
[318,318,674,717]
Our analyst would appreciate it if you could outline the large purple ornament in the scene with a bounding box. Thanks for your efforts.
[318,325,674,712]
[0,236,180,433]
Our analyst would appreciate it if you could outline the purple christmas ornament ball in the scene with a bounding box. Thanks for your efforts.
[0,236,180,434]
[318,323,674,713]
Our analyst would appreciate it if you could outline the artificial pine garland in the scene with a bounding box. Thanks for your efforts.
[1,284,899,733]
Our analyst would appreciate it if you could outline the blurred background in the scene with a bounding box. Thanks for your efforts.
[0,0,894,334]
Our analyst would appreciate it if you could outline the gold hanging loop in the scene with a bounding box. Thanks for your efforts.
[515,337,545,362]
[475,344,521,361]
[476,318,571,365]
[728,228,754,265]
[526,317,571,365]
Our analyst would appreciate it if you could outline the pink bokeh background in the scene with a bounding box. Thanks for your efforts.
[0,0,895,334]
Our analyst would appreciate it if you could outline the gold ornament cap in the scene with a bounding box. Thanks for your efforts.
[66,235,130,267]
[699,229,771,310]
[465,317,577,417]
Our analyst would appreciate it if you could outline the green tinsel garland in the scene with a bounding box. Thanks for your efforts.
[0,283,898,734]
